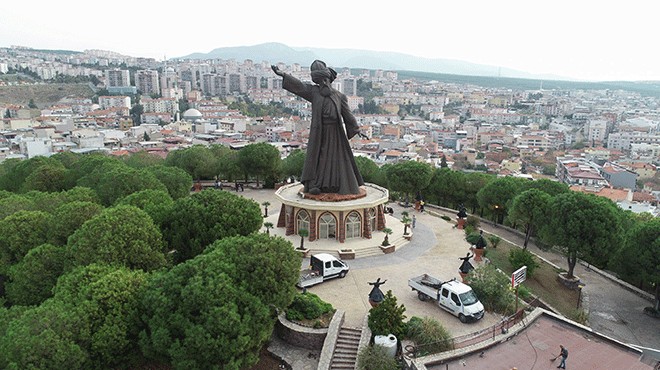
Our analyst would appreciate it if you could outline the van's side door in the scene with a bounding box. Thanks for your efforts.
[438,287,452,312]
[449,291,462,315]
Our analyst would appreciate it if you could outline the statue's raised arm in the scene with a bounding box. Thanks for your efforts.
[271,65,285,77]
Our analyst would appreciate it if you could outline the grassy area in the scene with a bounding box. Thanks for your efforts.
[484,241,584,322]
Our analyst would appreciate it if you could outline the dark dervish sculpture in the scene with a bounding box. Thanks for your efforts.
[475,230,487,249]
[457,203,468,218]
[272,60,368,195]
[458,252,474,274]
[368,278,387,306]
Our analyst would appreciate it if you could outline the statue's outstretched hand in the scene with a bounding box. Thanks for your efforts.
[358,132,370,140]
[271,65,284,77]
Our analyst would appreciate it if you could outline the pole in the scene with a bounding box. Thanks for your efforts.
[515,286,519,313]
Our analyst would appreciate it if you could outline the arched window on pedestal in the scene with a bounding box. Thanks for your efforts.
[296,210,310,234]
[345,211,362,239]
[319,213,336,240]
[369,208,377,232]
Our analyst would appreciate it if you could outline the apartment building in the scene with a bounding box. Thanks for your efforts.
[136,69,160,95]
[105,69,130,87]
[556,156,609,188]
[98,96,131,110]
[600,162,638,190]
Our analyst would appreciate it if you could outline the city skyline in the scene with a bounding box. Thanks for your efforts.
[1,1,658,82]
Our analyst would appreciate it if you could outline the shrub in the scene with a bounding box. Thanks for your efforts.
[508,248,540,277]
[468,265,516,315]
[465,231,482,245]
[517,284,532,300]
[357,345,400,370]
[465,215,480,229]
[440,215,451,222]
[368,290,407,338]
[404,316,453,356]
[286,292,333,321]
[487,235,501,248]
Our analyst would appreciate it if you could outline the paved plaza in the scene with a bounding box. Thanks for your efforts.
[237,187,660,368]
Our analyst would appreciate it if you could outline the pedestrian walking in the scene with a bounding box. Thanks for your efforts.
[412,215,416,228]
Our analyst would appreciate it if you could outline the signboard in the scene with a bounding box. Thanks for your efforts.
[511,266,527,288]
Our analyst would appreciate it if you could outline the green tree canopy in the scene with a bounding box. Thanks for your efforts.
[280,149,306,181]
[67,205,167,271]
[385,161,433,204]
[0,194,35,220]
[5,243,68,306]
[0,156,64,193]
[94,166,168,206]
[427,168,466,208]
[541,192,624,278]
[354,156,381,184]
[21,160,68,193]
[162,190,263,264]
[476,176,527,223]
[0,300,89,370]
[0,210,52,270]
[139,251,273,370]
[463,172,494,213]
[610,217,660,311]
[53,264,148,367]
[68,154,124,190]
[367,290,406,338]
[49,201,105,246]
[165,145,217,180]
[122,150,165,169]
[507,188,552,248]
[237,142,282,186]
[146,164,193,200]
[61,186,101,204]
[524,178,569,196]
[116,189,174,226]
[204,233,300,309]
[209,144,240,182]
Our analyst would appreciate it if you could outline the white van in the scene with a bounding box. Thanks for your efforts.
[408,274,485,323]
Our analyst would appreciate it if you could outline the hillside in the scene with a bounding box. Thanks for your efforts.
[0,83,95,108]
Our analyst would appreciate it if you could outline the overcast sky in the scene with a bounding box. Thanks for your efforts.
[1,1,658,82]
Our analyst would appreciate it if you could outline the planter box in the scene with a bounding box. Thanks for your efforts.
[404,233,413,241]
[296,248,310,258]
[557,272,581,290]
[380,245,396,254]
[339,250,355,260]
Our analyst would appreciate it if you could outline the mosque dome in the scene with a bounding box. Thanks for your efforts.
[182,108,203,122]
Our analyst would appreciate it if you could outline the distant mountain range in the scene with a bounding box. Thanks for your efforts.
[180,42,569,81]
[179,43,660,97]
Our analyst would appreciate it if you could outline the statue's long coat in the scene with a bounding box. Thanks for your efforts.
[282,74,364,194]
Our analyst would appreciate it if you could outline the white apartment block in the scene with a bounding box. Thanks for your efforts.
[607,131,660,151]
[99,96,131,110]
[587,119,608,144]
[141,97,178,115]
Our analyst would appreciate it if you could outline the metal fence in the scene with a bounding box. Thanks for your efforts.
[406,310,526,358]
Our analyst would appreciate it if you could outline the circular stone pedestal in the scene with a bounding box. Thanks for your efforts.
[274,182,389,245]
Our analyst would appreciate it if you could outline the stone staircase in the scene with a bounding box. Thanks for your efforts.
[330,326,362,369]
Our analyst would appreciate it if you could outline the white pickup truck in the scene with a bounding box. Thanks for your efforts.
[297,253,350,288]
[408,274,485,323]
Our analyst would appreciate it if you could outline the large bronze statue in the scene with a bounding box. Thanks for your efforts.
[272,60,367,195]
